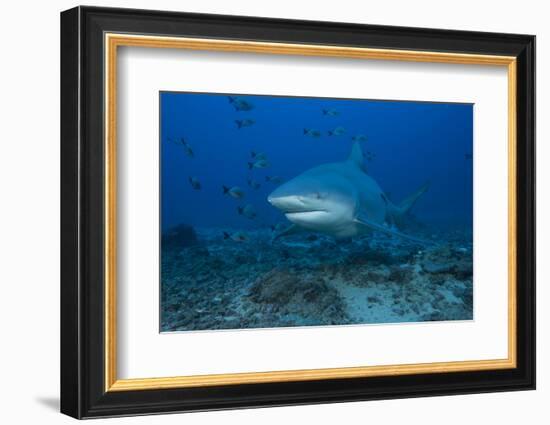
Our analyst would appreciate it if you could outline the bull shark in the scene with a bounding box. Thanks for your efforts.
[267,142,431,245]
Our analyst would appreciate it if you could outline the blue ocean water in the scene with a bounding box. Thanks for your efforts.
[160,92,473,332]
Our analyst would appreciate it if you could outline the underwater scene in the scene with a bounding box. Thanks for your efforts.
[160,92,473,332]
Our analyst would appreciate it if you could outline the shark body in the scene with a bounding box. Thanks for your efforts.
[267,142,429,244]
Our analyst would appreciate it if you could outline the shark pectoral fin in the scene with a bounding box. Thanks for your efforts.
[354,214,434,246]
[272,224,304,241]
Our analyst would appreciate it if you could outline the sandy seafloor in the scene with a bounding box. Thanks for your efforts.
[160,224,473,332]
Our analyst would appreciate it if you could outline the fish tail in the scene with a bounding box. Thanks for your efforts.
[247,162,254,170]
[251,151,256,157]
[395,181,431,216]
[328,131,333,136]
[228,96,236,103]
[235,120,242,128]
[222,232,230,240]
[237,206,243,215]
[303,128,309,135]
[222,185,229,194]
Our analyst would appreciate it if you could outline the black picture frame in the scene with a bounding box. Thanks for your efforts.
[61,5,535,419]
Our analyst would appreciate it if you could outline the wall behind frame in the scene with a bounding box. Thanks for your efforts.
[0,1,543,424]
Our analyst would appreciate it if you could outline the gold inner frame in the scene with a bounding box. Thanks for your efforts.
[104,33,517,392]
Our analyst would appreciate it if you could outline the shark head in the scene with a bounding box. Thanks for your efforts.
[267,169,357,233]
[267,142,432,244]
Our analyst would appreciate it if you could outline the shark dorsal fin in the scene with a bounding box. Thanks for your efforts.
[348,142,364,168]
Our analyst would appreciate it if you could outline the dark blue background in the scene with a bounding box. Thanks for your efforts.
[160,92,473,232]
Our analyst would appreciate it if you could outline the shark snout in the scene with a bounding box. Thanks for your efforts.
[268,179,327,213]
[267,193,298,211]
[268,186,304,211]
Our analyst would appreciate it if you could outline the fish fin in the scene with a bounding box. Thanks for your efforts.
[303,128,309,135]
[272,224,305,241]
[354,213,433,246]
[222,232,230,240]
[228,96,236,103]
[237,206,243,215]
[235,120,242,128]
[397,181,430,215]
[348,142,364,168]
[247,162,254,170]
[222,185,229,194]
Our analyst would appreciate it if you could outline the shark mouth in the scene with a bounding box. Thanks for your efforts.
[285,210,328,220]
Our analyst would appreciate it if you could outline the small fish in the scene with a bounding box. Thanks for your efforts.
[322,108,339,116]
[222,185,245,199]
[169,137,194,157]
[237,204,257,219]
[250,151,267,161]
[247,178,261,190]
[352,134,368,142]
[364,151,376,161]
[328,126,346,136]
[265,175,283,184]
[303,128,321,138]
[235,119,255,129]
[270,223,288,233]
[174,138,195,157]
[248,159,270,169]
[465,153,473,160]
[182,145,194,157]
[223,231,248,242]
[228,96,254,111]
[188,176,201,190]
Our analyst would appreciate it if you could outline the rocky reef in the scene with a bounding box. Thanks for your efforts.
[161,224,200,251]
[161,224,473,332]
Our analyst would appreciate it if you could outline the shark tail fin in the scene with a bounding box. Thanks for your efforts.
[396,181,430,215]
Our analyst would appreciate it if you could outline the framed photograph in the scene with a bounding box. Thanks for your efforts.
[60,6,535,419]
